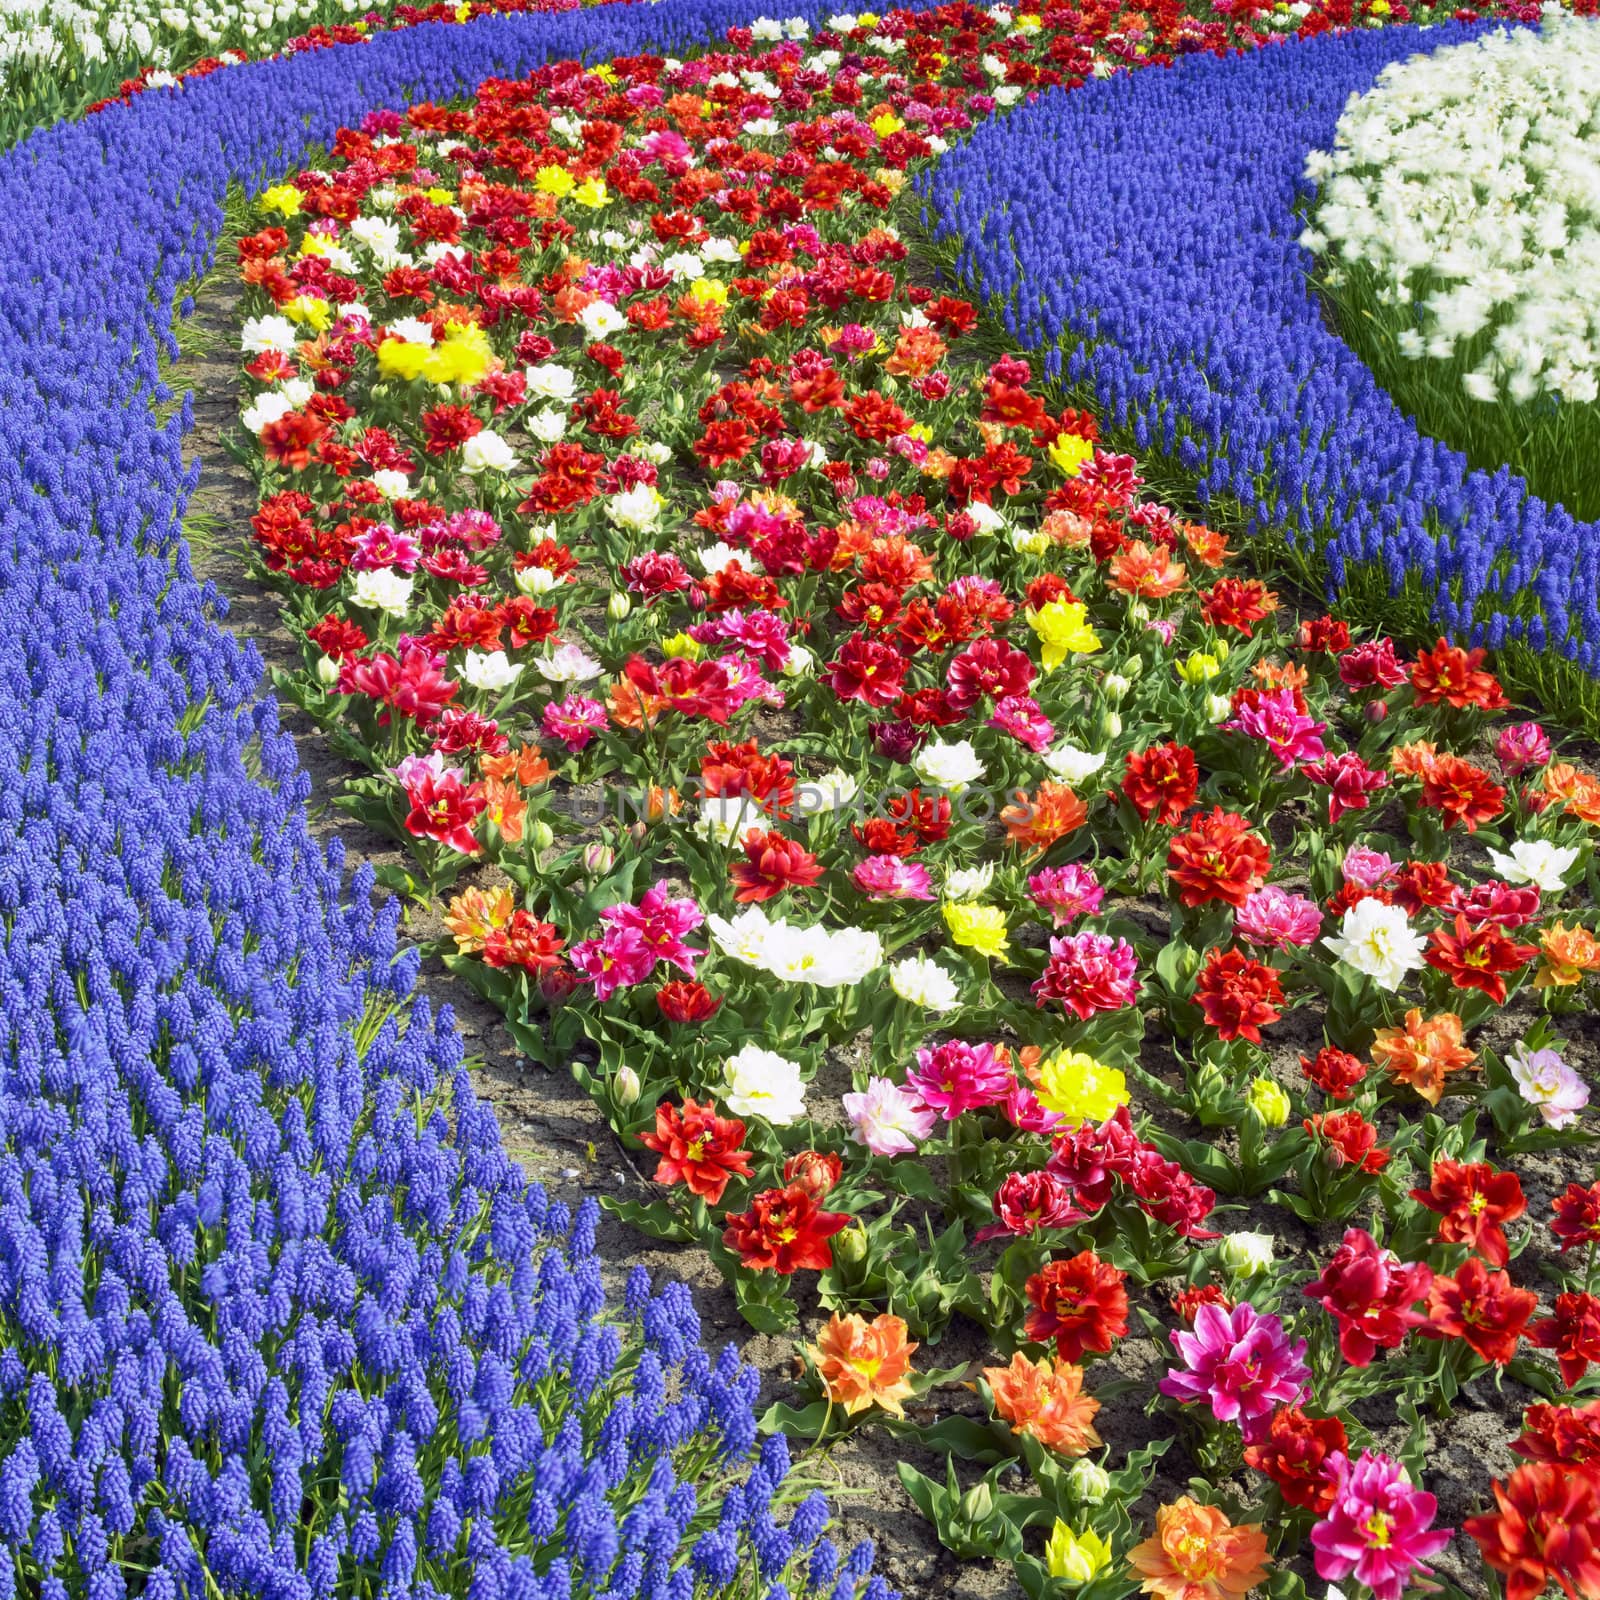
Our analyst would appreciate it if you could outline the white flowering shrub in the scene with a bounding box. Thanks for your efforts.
[1302,8,1600,518]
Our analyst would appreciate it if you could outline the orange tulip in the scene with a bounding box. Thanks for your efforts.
[605,678,665,731]
[1542,762,1600,826]
[645,785,683,823]
[1179,521,1230,568]
[1127,1498,1270,1600]
[1388,740,1440,779]
[884,324,948,378]
[1042,509,1094,548]
[1536,922,1600,988]
[1003,782,1089,857]
[1110,539,1187,599]
[482,777,526,844]
[1371,1009,1475,1105]
[984,1350,1102,1457]
[1249,660,1309,694]
[809,1312,918,1417]
[482,743,553,788]
[442,886,514,954]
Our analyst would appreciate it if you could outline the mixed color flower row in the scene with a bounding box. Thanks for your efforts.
[0,2,994,1598]
[226,3,1600,1596]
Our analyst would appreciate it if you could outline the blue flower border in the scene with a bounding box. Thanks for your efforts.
[917,21,1600,676]
[0,8,905,1598]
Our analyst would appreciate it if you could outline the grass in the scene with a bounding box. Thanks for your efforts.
[0,9,389,153]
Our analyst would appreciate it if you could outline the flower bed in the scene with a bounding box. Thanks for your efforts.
[917,14,1600,725]
[220,4,1600,1596]
[1301,13,1600,521]
[0,5,962,1598]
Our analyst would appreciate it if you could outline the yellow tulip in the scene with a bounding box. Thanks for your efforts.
[1047,431,1096,476]
[1044,1522,1113,1585]
[375,338,433,382]
[424,323,493,387]
[943,902,1010,960]
[1029,600,1102,670]
[1035,1052,1129,1126]
[282,294,332,332]
[1176,650,1221,685]
[259,183,302,217]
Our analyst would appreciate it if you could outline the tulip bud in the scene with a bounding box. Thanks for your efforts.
[530,818,555,851]
[1064,1459,1111,1505]
[614,1065,641,1107]
[1205,693,1232,724]
[1100,710,1122,741]
[784,1149,843,1199]
[645,785,681,822]
[959,1481,997,1524]
[1217,1230,1275,1277]
[1178,651,1219,685]
[315,653,341,688]
[607,590,633,622]
[833,1222,868,1266]
[1366,698,1389,724]
[582,841,615,877]
[1119,655,1144,680]
[1128,600,1151,623]
[539,963,583,1007]
[1045,1521,1113,1583]
[1102,673,1131,703]
[1246,1076,1291,1128]
[1193,1058,1227,1103]
[1213,637,1231,662]
[515,564,559,597]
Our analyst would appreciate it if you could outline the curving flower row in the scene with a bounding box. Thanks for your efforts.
[0,4,994,1600]
[76,0,609,123]
[3,0,615,149]
[917,9,1600,723]
[225,3,1600,1596]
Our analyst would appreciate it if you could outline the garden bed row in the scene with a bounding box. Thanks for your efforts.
[210,3,1600,1597]
[0,2,978,1596]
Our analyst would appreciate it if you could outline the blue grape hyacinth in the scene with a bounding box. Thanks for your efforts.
[0,5,905,1596]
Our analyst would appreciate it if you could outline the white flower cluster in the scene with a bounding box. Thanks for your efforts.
[1303,10,1600,407]
[0,0,356,102]
[708,906,883,987]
